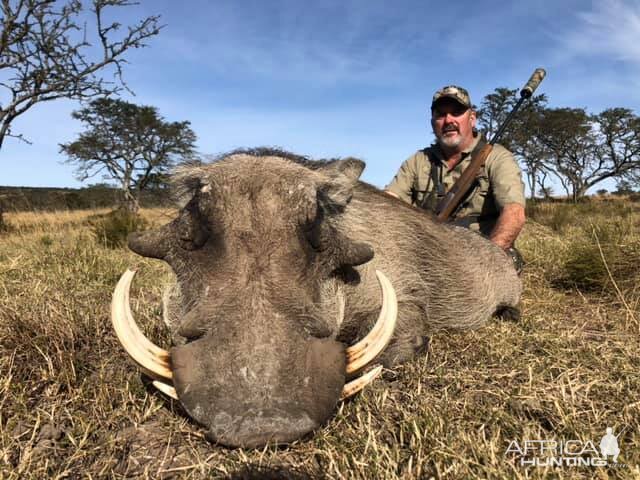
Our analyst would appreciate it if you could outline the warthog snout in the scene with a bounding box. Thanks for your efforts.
[170,335,347,447]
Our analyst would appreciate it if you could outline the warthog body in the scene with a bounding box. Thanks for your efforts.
[125,149,521,447]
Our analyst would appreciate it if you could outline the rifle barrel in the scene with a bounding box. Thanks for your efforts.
[489,68,546,145]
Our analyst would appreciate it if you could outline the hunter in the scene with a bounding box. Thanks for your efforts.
[385,85,526,262]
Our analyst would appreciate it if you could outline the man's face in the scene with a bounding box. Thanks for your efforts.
[431,98,476,151]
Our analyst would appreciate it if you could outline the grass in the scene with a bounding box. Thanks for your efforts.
[1,202,639,479]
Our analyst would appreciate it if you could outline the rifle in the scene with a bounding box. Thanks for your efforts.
[434,68,546,222]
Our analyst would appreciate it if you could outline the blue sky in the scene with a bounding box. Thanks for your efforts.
[3,0,640,191]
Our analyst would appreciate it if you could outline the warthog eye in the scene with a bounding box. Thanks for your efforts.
[176,207,209,251]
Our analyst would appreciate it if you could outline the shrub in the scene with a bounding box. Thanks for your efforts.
[526,202,578,232]
[39,235,53,247]
[560,242,610,291]
[0,218,12,234]
[88,209,148,248]
[556,225,640,293]
[64,192,89,210]
[629,192,640,202]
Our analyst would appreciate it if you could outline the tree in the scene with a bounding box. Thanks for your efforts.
[536,108,640,201]
[476,88,549,199]
[614,179,635,195]
[533,108,595,201]
[596,108,640,189]
[0,0,161,150]
[60,98,196,213]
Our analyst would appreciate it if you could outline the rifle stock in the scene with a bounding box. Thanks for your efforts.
[435,143,493,222]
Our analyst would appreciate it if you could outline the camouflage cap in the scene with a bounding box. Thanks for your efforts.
[431,85,472,109]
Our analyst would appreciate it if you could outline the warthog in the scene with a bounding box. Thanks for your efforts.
[111,148,521,448]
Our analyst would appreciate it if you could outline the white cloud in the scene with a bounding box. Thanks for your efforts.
[563,0,640,63]
[150,2,433,87]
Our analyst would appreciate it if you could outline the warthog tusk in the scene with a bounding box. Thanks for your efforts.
[340,365,383,400]
[152,380,178,400]
[345,270,398,374]
[111,269,173,381]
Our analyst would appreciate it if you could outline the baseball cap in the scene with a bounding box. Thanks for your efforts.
[431,85,472,109]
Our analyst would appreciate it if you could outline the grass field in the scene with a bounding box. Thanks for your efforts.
[1,200,639,479]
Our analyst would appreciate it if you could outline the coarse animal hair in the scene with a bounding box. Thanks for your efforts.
[165,148,520,365]
[125,147,521,447]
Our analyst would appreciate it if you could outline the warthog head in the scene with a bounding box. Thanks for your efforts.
[111,152,397,447]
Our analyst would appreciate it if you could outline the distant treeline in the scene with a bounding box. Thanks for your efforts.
[0,185,172,212]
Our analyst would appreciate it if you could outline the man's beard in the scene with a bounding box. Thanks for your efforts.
[437,131,462,149]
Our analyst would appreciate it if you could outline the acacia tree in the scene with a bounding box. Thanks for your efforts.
[60,98,196,213]
[476,88,549,199]
[595,108,640,189]
[536,107,640,201]
[0,0,160,228]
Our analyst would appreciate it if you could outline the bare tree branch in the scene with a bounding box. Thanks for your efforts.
[0,0,162,150]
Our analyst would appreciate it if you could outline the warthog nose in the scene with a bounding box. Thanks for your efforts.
[205,408,319,448]
[170,335,346,447]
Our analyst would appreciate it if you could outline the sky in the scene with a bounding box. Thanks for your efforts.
[3,0,640,192]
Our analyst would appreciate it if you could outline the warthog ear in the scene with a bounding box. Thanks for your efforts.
[305,157,372,267]
[318,157,366,182]
[171,161,209,209]
[315,157,365,209]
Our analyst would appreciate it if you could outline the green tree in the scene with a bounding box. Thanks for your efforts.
[597,108,640,190]
[536,108,640,201]
[476,88,549,199]
[60,98,196,213]
[0,0,161,230]
[614,179,635,195]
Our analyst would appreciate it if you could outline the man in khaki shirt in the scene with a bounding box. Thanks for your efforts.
[385,85,526,252]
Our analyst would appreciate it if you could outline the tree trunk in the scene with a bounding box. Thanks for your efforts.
[526,169,536,201]
[121,185,140,215]
[123,195,139,215]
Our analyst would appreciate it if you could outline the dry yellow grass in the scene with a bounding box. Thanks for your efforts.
[1,202,639,479]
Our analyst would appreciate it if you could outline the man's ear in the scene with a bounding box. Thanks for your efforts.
[469,109,477,129]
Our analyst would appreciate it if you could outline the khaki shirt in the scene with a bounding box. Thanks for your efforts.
[386,135,525,236]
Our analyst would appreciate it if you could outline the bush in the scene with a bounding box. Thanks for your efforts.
[526,202,577,232]
[560,242,610,291]
[88,209,148,248]
[39,235,53,247]
[555,224,640,293]
[64,191,89,210]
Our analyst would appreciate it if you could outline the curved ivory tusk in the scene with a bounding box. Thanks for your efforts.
[340,365,383,400]
[345,270,398,374]
[152,380,179,400]
[111,269,173,381]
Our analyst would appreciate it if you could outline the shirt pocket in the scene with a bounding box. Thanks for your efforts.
[475,173,497,216]
[411,169,431,206]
